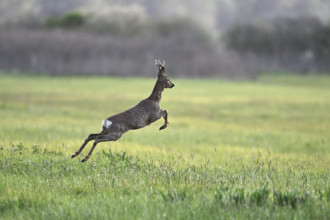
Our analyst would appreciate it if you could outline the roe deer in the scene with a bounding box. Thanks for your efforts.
[71,60,175,162]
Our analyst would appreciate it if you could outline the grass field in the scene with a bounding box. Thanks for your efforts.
[0,73,329,219]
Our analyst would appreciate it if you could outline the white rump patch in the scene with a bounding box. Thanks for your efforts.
[102,119,112,129]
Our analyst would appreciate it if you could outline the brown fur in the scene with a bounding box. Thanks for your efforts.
[71,60,174,162]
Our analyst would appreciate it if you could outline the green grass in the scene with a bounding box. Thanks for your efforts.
[0,73,329,219]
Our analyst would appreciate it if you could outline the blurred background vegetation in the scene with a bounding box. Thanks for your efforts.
[0,0,330,78]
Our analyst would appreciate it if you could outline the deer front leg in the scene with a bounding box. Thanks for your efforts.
[159,109,169,130]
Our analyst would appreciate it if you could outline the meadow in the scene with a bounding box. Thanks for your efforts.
[0,73,329,219]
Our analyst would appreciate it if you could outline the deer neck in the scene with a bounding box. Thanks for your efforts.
[148,80,163,103]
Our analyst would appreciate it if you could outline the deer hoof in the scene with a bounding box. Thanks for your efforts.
[71,154,76,159]
[159,125,167,130]
[81,156,90,162]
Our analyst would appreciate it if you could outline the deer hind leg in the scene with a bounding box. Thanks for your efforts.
[81,132,122,162]
[159,109,169,130]
[71,133,101,159]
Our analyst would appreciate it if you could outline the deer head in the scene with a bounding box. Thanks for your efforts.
[155,59,175,89]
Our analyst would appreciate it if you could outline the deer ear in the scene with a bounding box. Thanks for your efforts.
[158,68,166,77]
[155,59,166,77]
